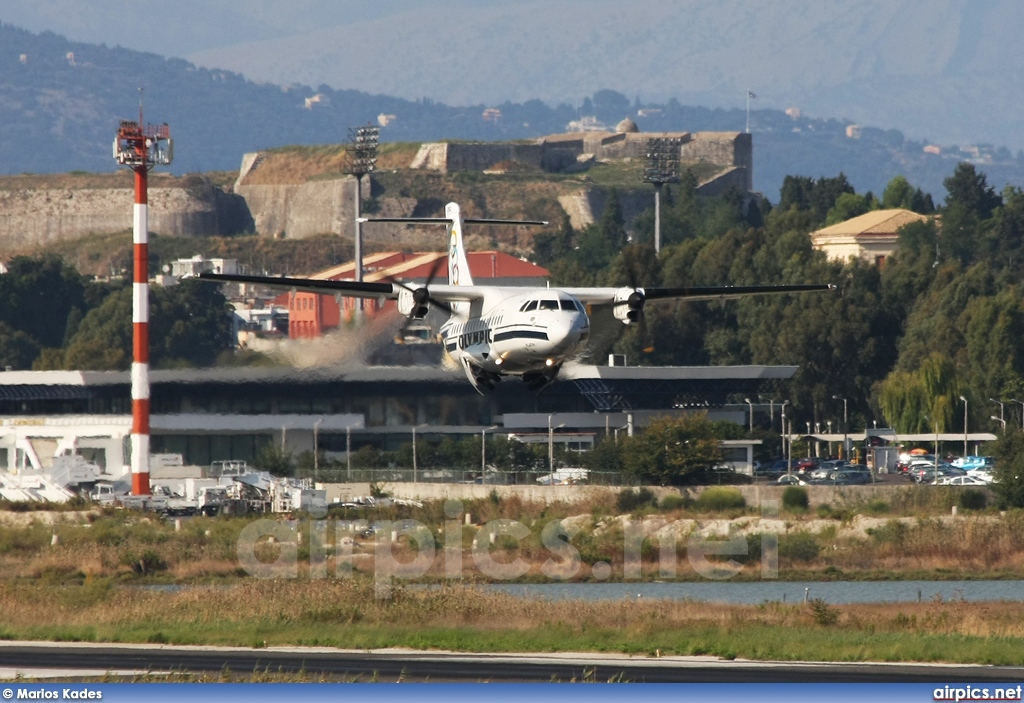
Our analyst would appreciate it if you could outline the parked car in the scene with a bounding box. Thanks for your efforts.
[795,458,821,474]
[912,465,966,484]
[936,475,989,486]
[810,460,850,481]
[953,456,995,470]
[829,470,872,485]
[776,474,808,486]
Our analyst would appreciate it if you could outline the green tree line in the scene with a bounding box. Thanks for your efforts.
[0,254,234,371]
[534,162,1023,438]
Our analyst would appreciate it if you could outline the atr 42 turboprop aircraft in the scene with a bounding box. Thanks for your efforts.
[198,202,833,393]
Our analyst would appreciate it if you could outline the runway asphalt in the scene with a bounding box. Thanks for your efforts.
[2,641,1024,683]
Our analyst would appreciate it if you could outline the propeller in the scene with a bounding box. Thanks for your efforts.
[617,266,655,354]
[387,255,452,343]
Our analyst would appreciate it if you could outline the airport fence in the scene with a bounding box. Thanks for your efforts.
[294,467,629,486]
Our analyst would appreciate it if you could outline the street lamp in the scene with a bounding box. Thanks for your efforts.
[959,396,968,458]
[780,400,789,469]
[313,417,324,482]
[832,395,848,459]
[991,415,1007,431]
[346,425,352,481]
[548,414,566,474]
[744,398,754,432]
[991,398,1005,427]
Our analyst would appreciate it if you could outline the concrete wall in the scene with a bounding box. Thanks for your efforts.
[0,186,250,249]
[235,176,418,242]
[319,481,923,508]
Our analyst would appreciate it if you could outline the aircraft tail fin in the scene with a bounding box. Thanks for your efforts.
[445,202,473,287]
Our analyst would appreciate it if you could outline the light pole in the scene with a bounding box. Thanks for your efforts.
[991,398,1005,428]
[548,415,566,474]
[411,423,427,482]
[346,425,352,481]
[313,417,323,482]
[991,415,1007,431]
[805,421,811,459]
[832,395,847,459]
[744,398,754,432]
[959,396,968,458]
[780,400,789,469]
[481,425,499,477]
[826,420,833,457]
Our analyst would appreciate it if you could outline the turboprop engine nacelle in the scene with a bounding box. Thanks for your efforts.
[612,287,644,324]
[396,288,429,318]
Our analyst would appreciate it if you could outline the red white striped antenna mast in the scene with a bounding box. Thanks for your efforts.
[112,89,172,496]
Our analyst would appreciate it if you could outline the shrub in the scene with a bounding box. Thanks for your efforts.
[617,488,657,512]
[866,499,889,515]
[659,494,689,511]
[808,598,839,626]
[779,531,820,562]
[959,489,988,511]
[782,486,809,511]
[696,487,746,512]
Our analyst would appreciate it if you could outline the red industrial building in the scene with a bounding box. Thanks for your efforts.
[286,251,549,339]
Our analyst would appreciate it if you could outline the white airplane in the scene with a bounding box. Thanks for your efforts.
[199,202,833,393]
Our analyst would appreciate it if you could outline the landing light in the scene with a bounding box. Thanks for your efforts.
[545,358,554,367]
[494,357,503,366]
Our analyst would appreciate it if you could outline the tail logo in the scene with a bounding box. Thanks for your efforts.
[449,229,460,285]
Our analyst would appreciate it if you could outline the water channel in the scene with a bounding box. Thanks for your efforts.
[486,580,1024,604]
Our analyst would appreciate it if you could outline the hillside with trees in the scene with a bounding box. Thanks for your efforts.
[2,24,1024,201]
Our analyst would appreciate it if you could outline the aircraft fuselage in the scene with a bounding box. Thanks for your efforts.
[439,287,591,376]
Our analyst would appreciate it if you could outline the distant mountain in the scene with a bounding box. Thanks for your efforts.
[1,23,1023,204]
[5,0,1023,154]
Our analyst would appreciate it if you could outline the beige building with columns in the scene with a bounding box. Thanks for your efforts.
[811,209,932,265]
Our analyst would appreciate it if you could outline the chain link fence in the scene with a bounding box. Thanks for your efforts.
[294,467,629,486]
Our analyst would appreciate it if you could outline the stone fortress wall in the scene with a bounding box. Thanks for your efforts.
[0,122,753,248]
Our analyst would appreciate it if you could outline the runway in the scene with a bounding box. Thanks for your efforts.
[1,642,1023,682]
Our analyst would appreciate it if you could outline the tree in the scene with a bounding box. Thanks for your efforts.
[0,254,86,352]
[0,322,40,370]
[825,192,872,224]
[60,278,233,370]
[878,352,960,433]
[944,162,1002,219]
[619,414,723,485]
[882,175,934,213]
[993,426,1024,508]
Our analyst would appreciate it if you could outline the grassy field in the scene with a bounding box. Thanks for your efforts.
[3,578,1024,664]
[2,490,1024,663]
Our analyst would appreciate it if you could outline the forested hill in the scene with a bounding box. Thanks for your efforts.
[3,22,1024,201]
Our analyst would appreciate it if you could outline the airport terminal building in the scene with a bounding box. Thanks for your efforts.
[0,361,796,476]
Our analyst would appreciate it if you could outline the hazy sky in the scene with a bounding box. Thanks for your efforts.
[3,0,1022,150]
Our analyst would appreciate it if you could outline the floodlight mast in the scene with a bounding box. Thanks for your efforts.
[112,93,172,496]
[640,137,682,253]
[345,125,379,316]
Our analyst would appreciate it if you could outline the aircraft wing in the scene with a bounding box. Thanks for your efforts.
[560,283,835,306]
[197,272,399,298]
[196,272,486,302]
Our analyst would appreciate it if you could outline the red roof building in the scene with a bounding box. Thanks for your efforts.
[286,251,549,338]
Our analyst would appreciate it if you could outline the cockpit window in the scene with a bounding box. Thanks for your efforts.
[559,299,576,311]
[523,300,538,312]
[539,300,559,310]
